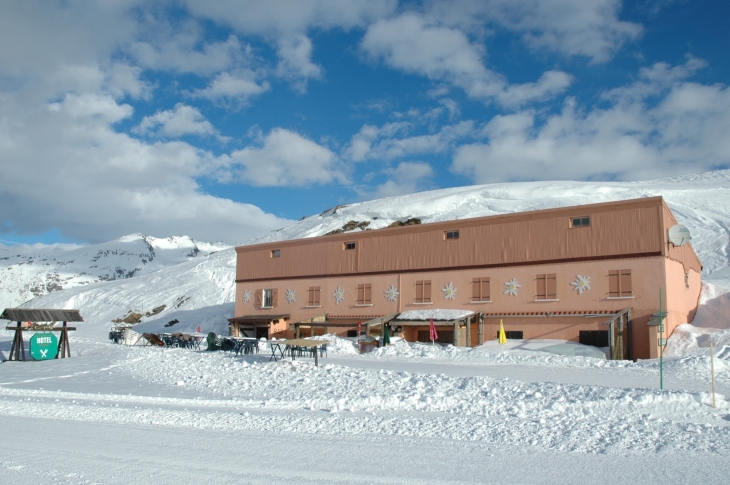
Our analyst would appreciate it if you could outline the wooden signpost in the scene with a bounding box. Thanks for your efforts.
[1,308,82,362]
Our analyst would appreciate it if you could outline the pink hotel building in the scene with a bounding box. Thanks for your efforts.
[230,197,701,360]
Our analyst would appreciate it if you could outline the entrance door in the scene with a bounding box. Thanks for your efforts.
[256,326,269,340]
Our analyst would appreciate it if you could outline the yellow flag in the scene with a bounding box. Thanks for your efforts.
[498,319,507,345]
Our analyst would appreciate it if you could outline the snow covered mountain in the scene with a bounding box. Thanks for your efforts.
[15,169,730,338]
[0,234,229,311]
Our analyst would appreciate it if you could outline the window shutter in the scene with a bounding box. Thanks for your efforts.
[254,290,262,309]
[620,270,632,297]
[536,274,547,299]
[483,277,490,300]
[547,274,557,299]
[357,284,364,305]
[423,280,431,301]
[608,270,619,297]
[308,287,314,306]
[314,286,320,305]
[472,278,481,300]
[364,284,372,304]
[415,281,423,303]
[272,289,278,308]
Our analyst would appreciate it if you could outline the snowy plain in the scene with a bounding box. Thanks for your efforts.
[3,172,730,483]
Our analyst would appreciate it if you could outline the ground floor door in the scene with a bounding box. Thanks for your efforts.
[256,326,269,340]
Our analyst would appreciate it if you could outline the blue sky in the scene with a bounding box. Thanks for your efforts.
[1,0,729,246]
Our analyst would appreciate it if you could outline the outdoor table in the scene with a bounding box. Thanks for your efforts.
[268,342,286,362]
[277,339,329,367]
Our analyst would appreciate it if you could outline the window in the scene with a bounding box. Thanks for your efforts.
[347,329,358,338]
[258,289,278,308]
[415,280,432,303]
[356,283,372,305]
[579,330,609,348]
[307,286,321,306]
[608,270,632,297]
[471,277,491,301]
[344,242,356,250]
[536,274,557,300]
[497,330,523,340]
[445,230,459,239]
[571,217,590,227]
[271,249,281,258]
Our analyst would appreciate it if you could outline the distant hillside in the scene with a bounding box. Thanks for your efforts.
[0,234,229,310]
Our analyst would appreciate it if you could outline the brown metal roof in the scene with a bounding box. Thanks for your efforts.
[1,308,84,322]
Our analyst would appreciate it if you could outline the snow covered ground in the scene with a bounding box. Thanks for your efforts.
[0,334,728,484]
[4,171,730,482]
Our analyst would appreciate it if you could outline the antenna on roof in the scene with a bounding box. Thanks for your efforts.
[668,224,691,247]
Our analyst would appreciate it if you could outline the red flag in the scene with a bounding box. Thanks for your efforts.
[196,324,201,333]
[429,318,438,342]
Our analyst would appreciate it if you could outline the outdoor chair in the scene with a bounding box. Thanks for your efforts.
[318,343,328,358]
[206,332,222,351]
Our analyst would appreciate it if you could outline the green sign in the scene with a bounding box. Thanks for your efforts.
[30,333,58,360]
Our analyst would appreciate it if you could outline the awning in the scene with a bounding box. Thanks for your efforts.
[1,308,84,322]
[482,310,622,318]
[291,314,390,329]
[393,309,476,326]
[228,314,289,325]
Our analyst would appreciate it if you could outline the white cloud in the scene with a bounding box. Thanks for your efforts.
[0,91,289,244]
[225,128,347,186]
[129,29,252,76]
[134,103,226,140]
[345,120,475,161]
[361,13,572,107]
[276,35,323,91]
[426,0,642,63]
[451,58,730,183]
[358,161,435,199]
[181,0,397,36]
[194,70,271,104]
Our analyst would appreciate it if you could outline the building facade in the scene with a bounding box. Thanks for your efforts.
[231,197,701,360]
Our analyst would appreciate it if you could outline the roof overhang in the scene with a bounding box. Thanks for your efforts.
[1,308,84,322]
[228,314,289,325]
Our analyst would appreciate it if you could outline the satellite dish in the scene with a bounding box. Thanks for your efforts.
[668,224,691,246]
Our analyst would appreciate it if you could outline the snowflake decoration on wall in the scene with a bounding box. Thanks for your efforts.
[242,289,251,303]
[285,288,296,304]
[384,284,399,302]
[442,282,457,300]
[333,286,345,305]
[571,275,591,295]
[504,278,521,296]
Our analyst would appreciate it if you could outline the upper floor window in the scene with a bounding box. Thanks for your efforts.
[271,249,281,258]
[471,277,491,302]
[259,288,278,308]
[609,270,632,297]
[344,242,356,250]
[571,217,590,227]
[445,230,459,239]
[356,283,372,305]
[536,274,557,300]
[307,286,321,306]
[415,280,432,303]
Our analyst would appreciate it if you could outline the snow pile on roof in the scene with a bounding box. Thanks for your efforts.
[395,309,475,321]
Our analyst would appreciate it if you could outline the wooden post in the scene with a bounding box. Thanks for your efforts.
[626,309,633,361]
[608,317,615,360]
[314,345,319,367]
[452,321,458,346]
[478,314,484,345]
[465,316,472,348]
[617,314,624,360]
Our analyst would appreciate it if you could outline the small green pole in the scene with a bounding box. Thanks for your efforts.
[659,288,664,391]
